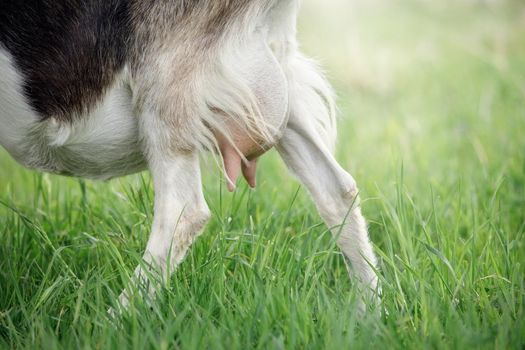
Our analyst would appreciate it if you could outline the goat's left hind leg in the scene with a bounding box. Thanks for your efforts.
[115,150,210,311]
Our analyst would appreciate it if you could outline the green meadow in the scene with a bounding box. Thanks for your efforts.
[1,1,524,348]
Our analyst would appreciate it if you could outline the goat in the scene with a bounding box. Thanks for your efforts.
[0,0,379,311]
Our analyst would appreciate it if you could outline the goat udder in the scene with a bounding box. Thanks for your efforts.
[215,128,265,192]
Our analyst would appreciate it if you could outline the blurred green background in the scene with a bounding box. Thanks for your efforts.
[1,0,524,348]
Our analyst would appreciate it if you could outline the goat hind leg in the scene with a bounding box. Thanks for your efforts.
[114,142,210,312]
[276,117,380,305]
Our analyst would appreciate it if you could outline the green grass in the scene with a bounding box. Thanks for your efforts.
[1,1,524,348]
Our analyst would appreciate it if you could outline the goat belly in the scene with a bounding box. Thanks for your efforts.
[0,46,145,180]
[31,74,147,180]
[0,1,292,180]
[0,0,131,121]
[0,0,145,179]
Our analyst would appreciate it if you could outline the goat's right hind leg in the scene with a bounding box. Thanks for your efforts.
[276,118,379,305]
[276,57,380,308]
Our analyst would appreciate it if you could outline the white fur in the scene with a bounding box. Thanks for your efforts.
[0,1,380,313]
[0,47,40,162]
[0,52,145,179]
[116,140,211,310]
[42,69,146,179]
[196,30,289,160]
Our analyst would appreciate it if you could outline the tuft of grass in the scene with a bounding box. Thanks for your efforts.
[1,0,524,348]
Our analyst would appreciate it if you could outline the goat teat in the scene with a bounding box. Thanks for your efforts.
[215,119,280,192]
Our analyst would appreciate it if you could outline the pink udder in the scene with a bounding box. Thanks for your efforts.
[215,128,269,192]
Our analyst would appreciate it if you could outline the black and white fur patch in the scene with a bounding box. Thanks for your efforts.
[0,0,131,120]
